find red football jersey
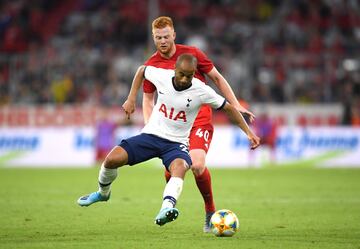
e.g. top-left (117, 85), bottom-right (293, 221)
top-left (143, 44), bottom-right (214, 126)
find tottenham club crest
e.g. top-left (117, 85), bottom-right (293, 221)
top-left (186, 98), bottom-right (192, 107)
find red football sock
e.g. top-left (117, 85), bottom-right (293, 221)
top-left (195, 167), bottom-right (216, 213)
top-left (164, 170), bottom-right (171, 183)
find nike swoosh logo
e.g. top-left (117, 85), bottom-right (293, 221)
top-left (159, 91), bottom-right (164, 94)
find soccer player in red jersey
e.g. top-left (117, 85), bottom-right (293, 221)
top-left (141, 16), bottom-right (255, 232)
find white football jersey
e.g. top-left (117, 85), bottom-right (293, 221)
top-left (142, 66), bottom-right (226, 145)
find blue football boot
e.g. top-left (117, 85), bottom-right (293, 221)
top-left (154, 207), bottom-right (179, 226)
top-left (77, 191), bottom-right (110, 207)
top-left (203, 211), bottom-right (214, 233)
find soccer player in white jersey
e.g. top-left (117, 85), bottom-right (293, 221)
top-left (77, 54), bottom-right (260, 226)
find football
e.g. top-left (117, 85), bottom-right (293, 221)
top-left (210, 209), bottom-right (239, 237)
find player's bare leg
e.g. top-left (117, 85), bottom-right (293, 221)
top-left (190, 149), bottom-right (215, 233)
top-left (77, 146), bottom-right (128, 206)
top-left (155, 158), bottom-right (188, 226)
top-left (163, 149), bottom-right (215, 231)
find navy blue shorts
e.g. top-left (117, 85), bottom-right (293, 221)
top-left (118, 133), bottom-right (192, 171)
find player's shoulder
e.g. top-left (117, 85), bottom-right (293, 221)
top-left (145, 65), bottom-right (173, 76)
top-left (144, 51), bottom-right (161, 65)
top-left (146, 65), bottom-right (171, 72)
top-left (176, 44), bottom-right (200, 54)
top-left (176, 44), bottom-right (211, 65)
top-left (191, 77), bottom-right (208, 90)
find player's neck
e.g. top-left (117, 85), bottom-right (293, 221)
top-left (172, 77), bottom-right (192, 91)
top-left (159, 44), bottom-right (176, 59)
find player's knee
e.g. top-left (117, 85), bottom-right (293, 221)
top-left (169, 159), bottom-right (189, 178)
top-left (191, 160), bottom-right (206, 176)
top-left (104, 153), bottom-right (126, 169)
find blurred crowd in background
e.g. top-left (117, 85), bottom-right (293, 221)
top-left (0, 0), bottom-right (359, 115)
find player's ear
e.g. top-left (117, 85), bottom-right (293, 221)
top-left (173, 31), bottom-right (176, 40)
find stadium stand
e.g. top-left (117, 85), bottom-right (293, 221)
top-left (0, 0), bottom-right (359, 124)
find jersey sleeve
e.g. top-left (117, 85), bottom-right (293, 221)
top-left (195, 47), bottom-right (214, 74)
top-left (143, 66), bottom-right (160, 90)
top-left (143, 63), bottom-right (156, 93)
top-left (143, 79), bottom-right (156, 93)
top-left (142, 54), bottom-right (158, 93)
top-left (199, 83), bottom-right (226, 110)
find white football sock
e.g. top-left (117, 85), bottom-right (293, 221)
top-left (161, 177), bottom-right (183, 210)
top-left (98, 163), bottom-right (118, 196)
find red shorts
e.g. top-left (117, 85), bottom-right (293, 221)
top-left (188, 124), bottom-right (214, 153)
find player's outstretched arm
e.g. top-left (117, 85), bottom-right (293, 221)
top-left (222, 102), bottom-right (260, 150)
top-left (207, 67), bottom-right (255, 123)
top-left (122, 65), bottom-right (146, 119)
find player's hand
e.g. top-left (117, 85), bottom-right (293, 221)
top-left (248, 133), bottom-right (260, 150)
top-left (122, 99), bottom-right (136, 119)
top-left (241, 110), bottom-right (255, 123)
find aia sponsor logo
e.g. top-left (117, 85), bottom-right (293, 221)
top-left (159, 103), bottom-right (187, 122)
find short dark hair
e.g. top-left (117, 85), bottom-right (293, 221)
top-left (176, 53), bottom-right (198, 68)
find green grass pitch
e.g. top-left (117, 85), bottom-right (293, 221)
top-left (0, 163), bottom-right (359, 249)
